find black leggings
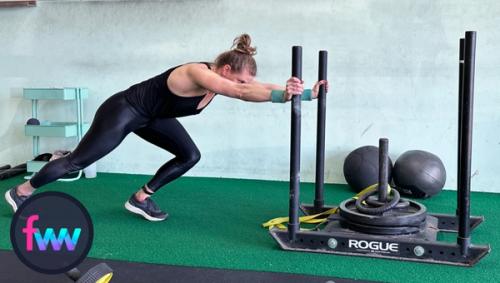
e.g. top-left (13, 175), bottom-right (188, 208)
top-left (29, 92), bottom-right (201, 192)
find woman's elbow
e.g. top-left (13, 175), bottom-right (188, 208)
top-left (233, 84), bottom-right (250, 101)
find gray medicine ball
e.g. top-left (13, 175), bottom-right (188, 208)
top-left (343, 146), bottom-right (393, 193)
top-left (393, 150), bottom-right (446, 198)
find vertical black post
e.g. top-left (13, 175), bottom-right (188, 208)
top-left (457, 38), bottom-right (465, 217)
top-left (314, 50), bottom-right (328, 211)
top-left (289, 46), bottom-right (302, 242)
top-left (378, 138), bottom-right (389, 202)
top-left (457, 31), bottom-right (476, 256)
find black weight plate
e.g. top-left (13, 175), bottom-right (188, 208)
top-left (338, 198), bottom-right (427, 227)
top-left (339, 218), bottom-right (425, 235)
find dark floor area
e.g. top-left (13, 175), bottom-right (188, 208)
top-left (0, 250), bottom-right (377, 283)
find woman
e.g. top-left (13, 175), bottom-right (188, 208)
top-left (5, 34), bottom-right (328, 221)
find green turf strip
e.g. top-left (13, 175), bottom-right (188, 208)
top-left (1, 173), bottom-right (498, 283)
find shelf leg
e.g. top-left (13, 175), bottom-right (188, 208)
top-left (76, 89), bottom-right (82, 141)
top-left (32, 99), bottom-right (39, 157)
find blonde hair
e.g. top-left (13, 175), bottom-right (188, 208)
top-left (214, 34), bottom-right (257, 76)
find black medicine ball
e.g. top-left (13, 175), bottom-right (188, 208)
top-left (26, 118), bottom-right (40, 125)
top-left (393, 150), bottom-right (446, 198)
top-left (343, 146), bottom-right (393, 193)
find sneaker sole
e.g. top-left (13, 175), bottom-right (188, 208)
top-left (4, 190), bottom-right (18, 213)
top-left (124, 201), bottom-right (166, 222)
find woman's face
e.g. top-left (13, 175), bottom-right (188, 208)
top-left (220, 64), bottom-right (254, 84)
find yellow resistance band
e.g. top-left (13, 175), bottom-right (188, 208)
top-left (262, 183), bottom-right (391, 231)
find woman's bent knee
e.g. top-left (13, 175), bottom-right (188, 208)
top-left (183, 149), bottom-right (201, 168)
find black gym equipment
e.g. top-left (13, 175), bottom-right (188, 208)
top-left (393, 150), bottom-right (446, 198)
top-left (338, 139), bottom-right (431, 236)
top-left (0, 164), bottom-right (11, 170)
top-left (0, 163), bottom-right (27, 180)
top-left (66, 264), bottom-right (113, 283)
top-left (270, 31), bottom-right (490, 266)
top-left (343, 146), bottom-right (394, 193)
top-left (33, 153), bottom-right (53, 162)
top-left (26, 118), bottom-right (40, 125)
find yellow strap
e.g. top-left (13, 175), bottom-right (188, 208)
top-left (96, 273), bottom-right (113, 283)
top-left (262, 207), bottom-right (338, 230)
top-left (262, 183), bottom-right (391, 230)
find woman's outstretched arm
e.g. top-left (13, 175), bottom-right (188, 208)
top-left (187, 66), bottom-right (304, 102)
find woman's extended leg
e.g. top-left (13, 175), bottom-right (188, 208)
top-left (124, 118), bottom-right (200, 221)
top-left (5, 92), bottom-right (149, 212)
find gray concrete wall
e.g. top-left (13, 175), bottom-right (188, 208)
top-left (1, 0), bottom-right (499, 192)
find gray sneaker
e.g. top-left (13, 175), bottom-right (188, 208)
top-left (124, 194), bottom-right (168, 221)
top-left (4, 186), bottom-right (30, 213)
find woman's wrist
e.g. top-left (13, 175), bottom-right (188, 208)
top-left (271, 90), bottom-right (286, 103)
top-left (302, 89), bottom-right (313, 101)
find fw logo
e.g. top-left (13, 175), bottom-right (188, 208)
top-left (22, 214), bottom-right (82, 252)
top-left (11, 192), bottom-right (93, 274)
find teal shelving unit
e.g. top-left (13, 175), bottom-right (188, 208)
top-left (23, 88), bottom-right (89, 180)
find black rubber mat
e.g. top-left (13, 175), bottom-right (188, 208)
top-left (0, 250), bottom-right (379, 283)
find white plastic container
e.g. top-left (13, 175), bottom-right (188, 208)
top-left (83, 162), bottom-right (97, 178)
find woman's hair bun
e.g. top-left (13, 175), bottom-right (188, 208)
top-left (232, 34), bottom-right (257, 56)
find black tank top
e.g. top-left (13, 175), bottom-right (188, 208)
top-left (123, 62), bottom-right (214, 118)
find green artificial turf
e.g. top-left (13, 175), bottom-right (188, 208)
top-left (1, 173), bottom-right (498, 283)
